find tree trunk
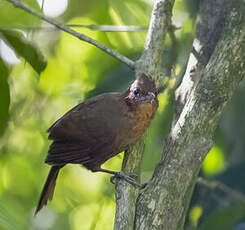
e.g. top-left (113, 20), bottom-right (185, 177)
top-left (114, 0), bottom-right (245, 229)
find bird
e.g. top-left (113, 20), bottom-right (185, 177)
top-left (35, 73), bottom-right (158, 215)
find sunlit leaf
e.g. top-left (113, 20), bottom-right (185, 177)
top-left (0, 29), bottom-right (47, 74)
top-left (190, 205), bottom-right (203, 227)
top-left (107, 0), bottom-right (150, 52)
top-left (0, 0), bottom-right (40, 27)
top-left (202, 145), bottom-right (225, 176)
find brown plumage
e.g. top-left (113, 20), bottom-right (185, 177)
top-left (35, 74), bottom-right (158, 215)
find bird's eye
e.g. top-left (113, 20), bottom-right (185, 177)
top-left (133, 88), bottom-right (140, 96)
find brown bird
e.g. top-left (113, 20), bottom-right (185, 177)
top-left (35, 74), bottom-right (158, 214)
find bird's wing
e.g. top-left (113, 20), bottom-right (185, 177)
top-left (48, 93), bottom-right (122, 140)
top-left (45, 93), bottom-right (125, 166)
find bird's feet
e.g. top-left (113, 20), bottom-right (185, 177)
top-left (96, 168), bottom-right (146, 188)
top-left (110, 171), bottom-right (145, 188)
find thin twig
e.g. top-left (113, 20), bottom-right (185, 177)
top-left (67, 24), bottom-right (148, 32)
top-left (197, 177), bottom-right (245, 203)
top-left (210, 192), bottom-right (230, 207)
top-left (1, 24), bottom-right (148, 32)
top-left (5, 0), bottom-right (135, 70)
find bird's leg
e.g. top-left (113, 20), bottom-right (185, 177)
top-left (97, 168), bottom-right (143, 188)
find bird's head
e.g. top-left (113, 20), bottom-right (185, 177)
top-left (125, 74), bottom-right (158, 106)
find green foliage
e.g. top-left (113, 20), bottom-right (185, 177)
top-left (0, 200), bottom-right (19, 230)
top-left (0, 57), bottom-right (10, 136)
top-left (0, 29), bottom-right (47, 74)
top-left (0, 0), bottom-right (40, 27)
top-left (0, 0), bottom-right (244, 230)
top-left (198, 204), bottom-right (245, 230)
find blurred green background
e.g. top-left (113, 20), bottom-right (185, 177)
top-left (0, 0), bottom-right (244, 229)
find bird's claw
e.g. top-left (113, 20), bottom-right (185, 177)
top-left (110, 171), bottom-right (145, 189)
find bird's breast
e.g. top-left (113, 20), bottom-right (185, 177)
top-left (118, 102), bottom-right (158, 148)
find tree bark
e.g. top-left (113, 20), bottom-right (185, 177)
top-left (113, 1), bottom-right (175, 229)
top-left (134, 1), bottom-right (245, 229)
top-left (115, 0), bottom-right (245, 229)
top-left (174, 0), bottom-right (232, 124)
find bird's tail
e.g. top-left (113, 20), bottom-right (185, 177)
top-left (35, 165), bottom-right (63, 215)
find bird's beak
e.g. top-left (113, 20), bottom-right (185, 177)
top-left (146, 92), bottom-right (155, 102)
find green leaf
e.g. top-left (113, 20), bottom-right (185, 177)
top-left (0, 0), bottom-right (40, 27)
top-left (0, 57), bottom-right (10, 136)
top-left (0, 29), bottom-right (47, 74)
top-left (85, 66), bottom-right (134, 99)
top-left (0, 199), bottom-right (25, 230)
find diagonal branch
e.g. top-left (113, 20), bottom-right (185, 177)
top-left (197, 177), bottom-right (245, 203)
top-left (174, 0), bottom-right (232, 125)
top-left (5, 0), bottom-right (135, 69)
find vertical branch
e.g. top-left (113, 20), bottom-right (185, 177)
top-left (114, 1), bottom-right (175, 230)
top-left (113, 138), bottom-right (145, 230)
top-left (174, 0), bottom-right (232, 125)
top-left (137, 0), bottom-right (175, 80)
